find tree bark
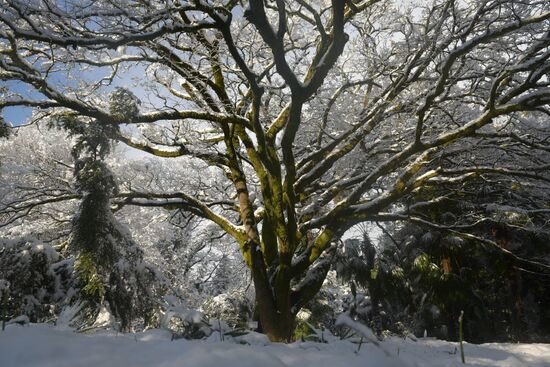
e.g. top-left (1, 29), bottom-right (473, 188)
top-left (249, 239), bottom-right (296, 342)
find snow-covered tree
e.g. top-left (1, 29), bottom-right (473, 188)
top-left (60, 114), bottom-right (165, 331)
top-left (1, 0), bottom-right (550, 341)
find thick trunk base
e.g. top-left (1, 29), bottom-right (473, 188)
top-left (255, 304), bottom-right (295, 342)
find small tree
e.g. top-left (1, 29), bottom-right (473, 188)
top-left (60, 115), bottom-right (164, 331)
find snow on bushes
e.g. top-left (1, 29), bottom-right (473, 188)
top-left (0, 237), bottom-right (73, 323)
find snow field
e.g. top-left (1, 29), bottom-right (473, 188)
top-left (1, 324), bottom-right (549, 367)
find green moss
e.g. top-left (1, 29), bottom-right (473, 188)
top-left (309, 228), bottom-right (333, 263)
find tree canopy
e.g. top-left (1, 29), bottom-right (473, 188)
top-left (1, 0), bottom-right (549, 341)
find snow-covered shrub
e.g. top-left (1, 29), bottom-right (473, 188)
top-left (0, 237), bottom-right (74, 323)
top-left (335, 313), bottom-right (383, 346)
top-left (201, 289), bottom-right (253, 329)
top-left (161, 296), bottom-right (212, 339)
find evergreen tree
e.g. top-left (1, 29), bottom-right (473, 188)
top-left (57, 108), bottom-right (164, 331)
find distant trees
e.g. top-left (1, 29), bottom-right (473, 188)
top-left (1, 0), bottom-right (549, 341)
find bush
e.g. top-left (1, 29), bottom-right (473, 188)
top-left (201, 289), bottom-right (253, 329)
top-left (0, 237), bottom-right (74, 323)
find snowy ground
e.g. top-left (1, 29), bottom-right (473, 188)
top-left (1, 324), bottom-right (549, 367)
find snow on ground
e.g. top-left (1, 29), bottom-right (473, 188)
top-left (1, 324), bottom-right (549, 367)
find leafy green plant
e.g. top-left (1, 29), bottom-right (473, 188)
top-left (75, 253), bottom-right (105, 300)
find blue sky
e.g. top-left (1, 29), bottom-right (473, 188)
top-left (3, 80), bottom-right (37, 126)
top-left (3, 107), bottom-right (32, 126)
top-left (2, 59), bottom-right (147, 127)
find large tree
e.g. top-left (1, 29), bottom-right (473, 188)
top-left (1, 0), bottom-right (550, 341)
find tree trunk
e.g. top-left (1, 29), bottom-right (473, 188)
top-left (249, 238), bottom-right (296, 342)
top-left (257, 301), bottom-right (295, 342)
